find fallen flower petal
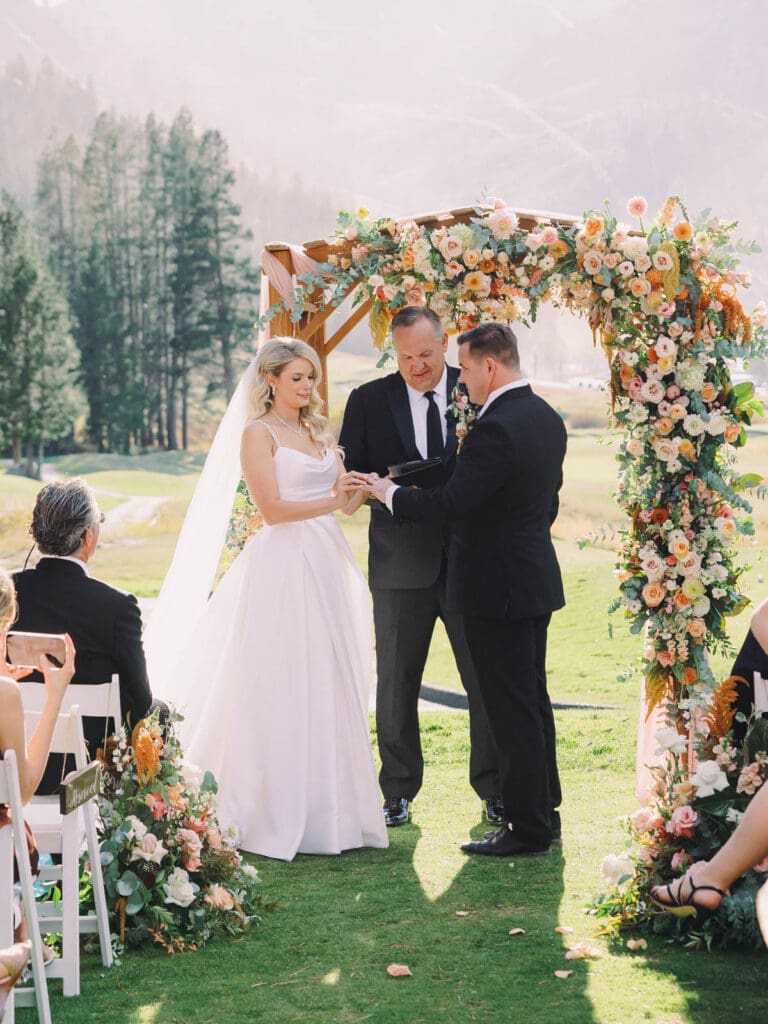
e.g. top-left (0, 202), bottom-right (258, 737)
top-left (455, 911), bottom-right (470, 917)
top-left (554, 970), bottom-right (573, 979)
top-left (508, 928), bottom-right (526, 936)
top-left (386, 964), bottom-right (413, 978)
top-left (626, 938), bottom-right (648, 951)
top-left (565, 943), bottom-right (603, 960)
top-left (554, 925), bottom-right (574, 935)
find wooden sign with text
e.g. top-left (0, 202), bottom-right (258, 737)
top-left (58, 761), bottom-right (102, 815)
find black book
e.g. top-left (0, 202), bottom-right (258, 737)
top-left (388, 457), bottom-right (444, 488)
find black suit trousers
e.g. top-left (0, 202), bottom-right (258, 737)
top-left (373, 555), bottom-right (500, 801)
top-left (463, 613), bottom-right (561, 848)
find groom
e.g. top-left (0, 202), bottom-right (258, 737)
top-left (366, 322), bottom-right (566, 856)
top-left (339, 306), bottom-right (500, 827)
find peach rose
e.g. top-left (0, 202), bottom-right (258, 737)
top-left (688, 618), bottom-right (707, 639)
top-left (642, 582), bottom-right (665, 607)
top-left (657, 650), bottom-right (674, 667)
top-left (655, 417), bottom-right (674, 435)
top-left (724, 422), bottom-right (741, 443)
top-left (629, 277), bottom-right (652, 297)
top-left (701, 382), bottom-right (717, 402)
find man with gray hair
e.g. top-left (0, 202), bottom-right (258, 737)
top-left (13, 478), bottom-right (153, 793)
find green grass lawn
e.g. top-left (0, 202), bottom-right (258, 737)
top-left (44, 712), bottom-right (765, 1024)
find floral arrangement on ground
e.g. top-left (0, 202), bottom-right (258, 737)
top-left (96, 710), bottom-right (269, 952)
top-left (595, 699), bottom-right (768, 950)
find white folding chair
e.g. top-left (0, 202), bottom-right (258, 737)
top-left (0, 749), bottom-right (52, 1024)
top-left (20, 678), bottom-right (118, 972)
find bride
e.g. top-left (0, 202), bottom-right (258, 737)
top-left (145, 338), bottom-right (388, 860)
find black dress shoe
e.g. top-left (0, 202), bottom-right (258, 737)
top-left (383, 798), bottom-right (411, 827)
top-left (462, 826), bottom-right (550, 858)
top-left (483, 797), bottom-right (505, 825)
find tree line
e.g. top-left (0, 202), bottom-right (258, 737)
top-left (1, 107), bottom-right (261, 466)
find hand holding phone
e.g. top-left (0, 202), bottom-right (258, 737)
top-left (6, 631), bottom-right (67, 669)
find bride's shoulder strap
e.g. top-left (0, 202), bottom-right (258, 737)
top-left (251, 418), bottom-right (281, 449)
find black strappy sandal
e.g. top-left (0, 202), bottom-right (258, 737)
top-left (651, 869), bottom-right (727, 922)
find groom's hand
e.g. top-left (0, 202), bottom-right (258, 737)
top-left (366, 474), bottom-right (393, 504)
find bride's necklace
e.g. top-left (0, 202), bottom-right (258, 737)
top-left (271, 410), bottom-right (304, 438)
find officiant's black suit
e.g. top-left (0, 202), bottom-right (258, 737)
top-left (392, 384), bottom-right (566, 848)
top-left (13, 557), bottom-right (153, 794)
top-left (339, 366), bottom-right (499, 803)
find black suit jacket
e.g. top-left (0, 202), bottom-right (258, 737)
top-left (12, 558), bottom-right (153, 791)
top-left (339, 367), bottom-right (459, 590)
top-left (392, 385), bottom-right (567, 619)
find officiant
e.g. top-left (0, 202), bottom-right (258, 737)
top-left (339, 306), bottom-right (500, 827)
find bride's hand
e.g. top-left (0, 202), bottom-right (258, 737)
top-left (335, 472), bottom-right (370, 494)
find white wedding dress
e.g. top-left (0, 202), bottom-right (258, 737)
top-left (173, 436), bottom-right (388, 860)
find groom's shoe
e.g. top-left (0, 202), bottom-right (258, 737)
top-left (483, 797), bottom-right (505, 825)
top-left (462, 826), bottom-right (550, 858)
top-left (383, 798), bottom-right (411, 827)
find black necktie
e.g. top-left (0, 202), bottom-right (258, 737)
top-left (425, 390), bottom-right (444, 459)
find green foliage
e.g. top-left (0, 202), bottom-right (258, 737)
top-left (0, 191), bottom-right (81, 469)
top-left (34, 108), bottom-right (261, 452)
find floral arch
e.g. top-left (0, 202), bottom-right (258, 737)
top-left (259, 197), bottom-right (768, 944)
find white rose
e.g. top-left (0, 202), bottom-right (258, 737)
top-left (640, 379), bottom-right (665, 403)
top-left (163, 867), bottom-right (199, 908)
top-left (179, 761), bottom-right (204, 795)
top-left (655, 335), bottom-right (678, 358)
top-left (241, 863), bottom-right (260, 881)
top-left (600, 853), bottom-right (635, 885)
top-left (620, 350), bottom-right (639, 367)
top-left (706, 412), bottom-right (727, 436)
top-left (655, 727), bottom-right (688, 756)
top-left (634, 254), bottom-right (652, 273)
top-left (125, 815), bottom-right (148, 843)
top-left (692, 596), bottom-right (711, 616)
top-left (622, 235), bottom-right (649, 260)
top-left (583, 250), bottom-right (603, 275)
top-left (652, 437), bottom-right (680, 462)
top-left (652, 251), bottom-right (675, 271)
top-left (640, 555), bottom-right (666, 580)
top-left (626, 438), bottom-right (644, 457)
top-left (690, 760), bottom-right (729, 797)
top-left (130, 833), bottom-right (168, 865)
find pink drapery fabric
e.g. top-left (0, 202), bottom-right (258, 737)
top-left (260, 245), bottom-right (322, 307)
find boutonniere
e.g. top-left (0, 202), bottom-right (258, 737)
top-left (448, 383), bottom-right (479, 454)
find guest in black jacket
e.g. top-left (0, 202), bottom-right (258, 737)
top-left (12, 478), bottom-right (153, 793)
top-left (366, 321), bottom-right (566, 856)
top-left (729, 597), bottom-right (768, 745)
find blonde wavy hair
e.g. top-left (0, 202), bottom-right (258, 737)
top-left (0, 568), bottom-right (17, 633)
top-left (248, 338), bottom-right (336, 450)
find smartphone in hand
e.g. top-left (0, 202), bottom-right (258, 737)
top-left (5, 631), bottom-right (67, 669)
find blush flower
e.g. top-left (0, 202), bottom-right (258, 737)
top-left (627, 196), bottom-right (648, 218)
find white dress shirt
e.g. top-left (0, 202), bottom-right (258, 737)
top-left (477, 378), bottom-right (529, 418)
top-left (405, 365), bottom-right (449, 458)
top-left (384, 376), bottom-right (529, 513)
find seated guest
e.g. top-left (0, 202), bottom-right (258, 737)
top-left (12, 479), bottom-right (154, 793)
top-left (651, 781), bottom-right (768, 946)
top-left (729, 597), bottom-right (768, 746)
top-left (0, 567), bottom-right (76, 1002)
